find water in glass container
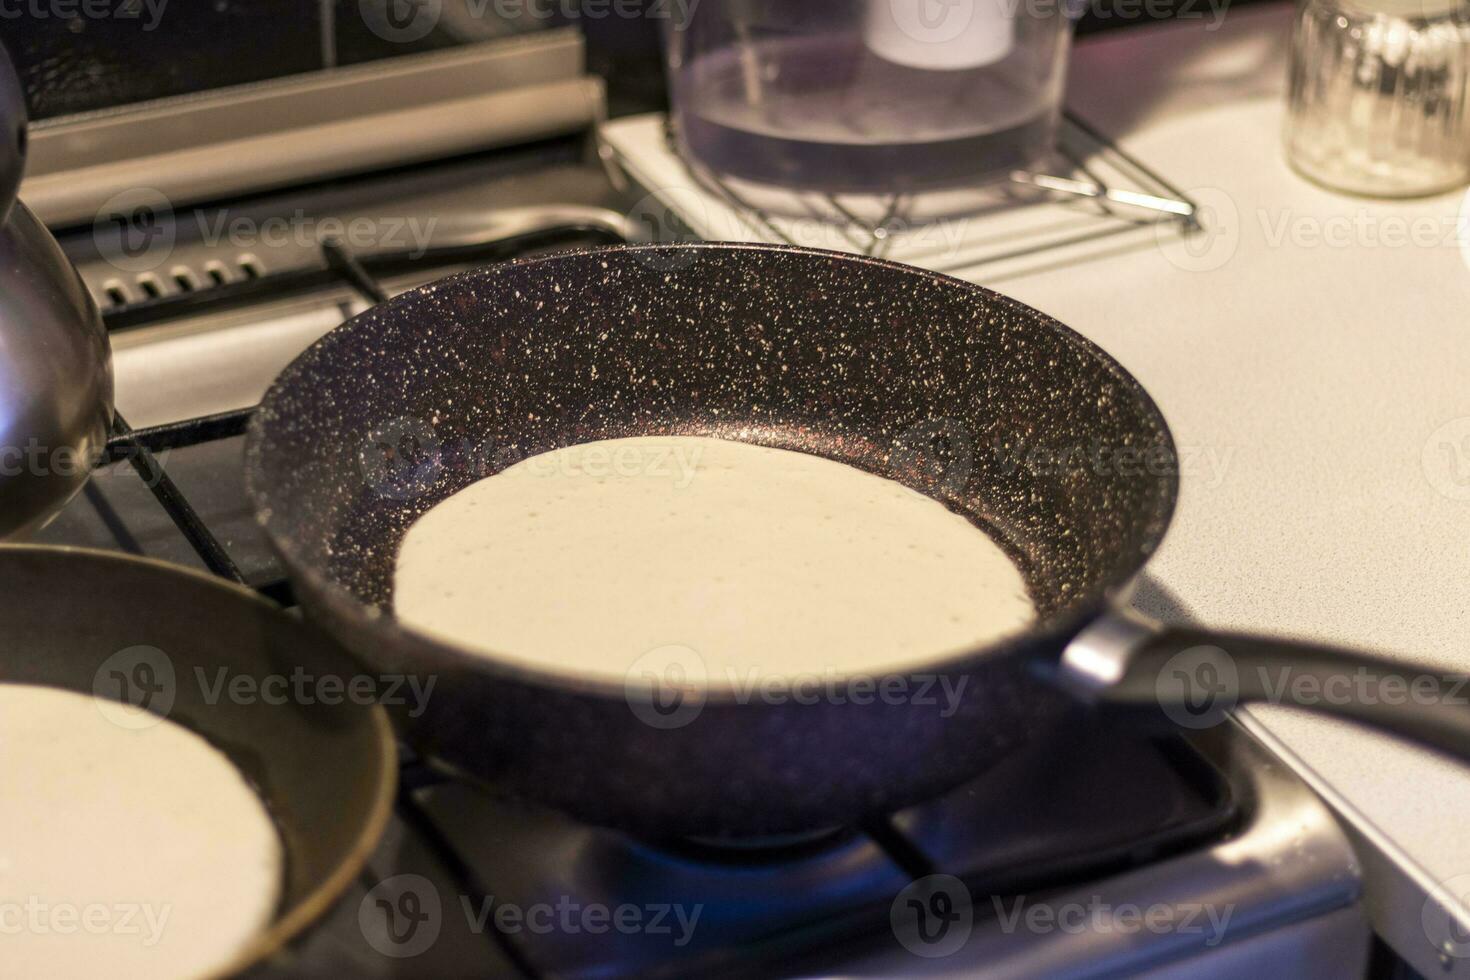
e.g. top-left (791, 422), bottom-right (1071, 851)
top-left (666, 0), bottom-right (1077, 206)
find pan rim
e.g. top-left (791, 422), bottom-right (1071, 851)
top-left (244, 242), bottom-right (1179, 700)
top-left (0, 542), bottom-right (399, 979)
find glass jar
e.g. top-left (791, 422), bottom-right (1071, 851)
top-left (664, 0), bottom-right (1080, 206)
top-left (1286, 0), bottom-right (1470, 197)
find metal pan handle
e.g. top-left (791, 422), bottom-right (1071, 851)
top-left (1057, 609), bottom-right (1470, 762)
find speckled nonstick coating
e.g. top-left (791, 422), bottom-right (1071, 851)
top-left (244, 243), bottom-right (1177, 839)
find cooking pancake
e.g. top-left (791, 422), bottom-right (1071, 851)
top-left (393, 436), bottom-right (1034, 684)
top-left (0, 684), bottom-right (282, 980)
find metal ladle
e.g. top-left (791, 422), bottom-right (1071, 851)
top-left (0, 42), bottom-right (114, 538)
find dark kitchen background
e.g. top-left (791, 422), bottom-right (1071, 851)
top-left (10, 0), bottom-right (1280, 122)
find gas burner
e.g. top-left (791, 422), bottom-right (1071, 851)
top-left (658, 828), bottom-right (857, 862)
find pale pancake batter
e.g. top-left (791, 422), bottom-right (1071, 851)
top-left (394, 436), bottom-right (1034, 683)
top-left (0, 685), bottom-right (282, 980)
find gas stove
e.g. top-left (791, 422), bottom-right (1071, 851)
top-left (23, 33), bottom-right (1370, 980)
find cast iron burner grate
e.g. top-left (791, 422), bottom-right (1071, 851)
top-left (71, 229), bottom-right (1237, 978)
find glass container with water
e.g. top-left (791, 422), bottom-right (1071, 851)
top-left (665, 0), bottom-right (1080, 213)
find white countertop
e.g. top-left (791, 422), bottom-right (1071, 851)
top-left (1035, 7), bottom-right (1470, 972)
top-left (605, 5), bottom-right (1470, 970)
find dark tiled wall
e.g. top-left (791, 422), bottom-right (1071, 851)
top-left (4, 0), bottom-right (553, 121)
top-left (7, 0), bottom-right (325, 120)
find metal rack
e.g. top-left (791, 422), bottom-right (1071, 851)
top-left (599, 110), bottom-right (1203, 280)
top-left (675, 111), bottom-right (1199, 256)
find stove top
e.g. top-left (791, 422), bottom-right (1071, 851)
top-left (26, 118), bottom-right (1370, 979)
top-left (257, 712), bottom-right (1236, 979)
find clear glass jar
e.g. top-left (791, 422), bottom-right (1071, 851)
top-left (664, 0), bottom-right (1079, 204)
top-left (1286, 0), bottom-right (1470, 197)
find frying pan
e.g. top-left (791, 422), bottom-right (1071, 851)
top-left (244, 243), bottom-right (1470, 840)
top-left (0, 545), bottom-right (396, 975)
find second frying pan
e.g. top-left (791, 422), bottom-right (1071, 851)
top-left (0, 546), bottom-right (396, 975)
top-left (244, 244), bottom-right (1470, 839)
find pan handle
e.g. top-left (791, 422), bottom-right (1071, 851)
top-left (1056, 609), bottom-right (1470, 762)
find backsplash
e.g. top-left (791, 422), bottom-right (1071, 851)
top-left (9, 0), bottom-right (323, 120)
top-left (6, 0), bottom-right (551, 121)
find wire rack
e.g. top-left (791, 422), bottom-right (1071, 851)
top-left (598, 111), bottom-right (1201, 281)
top-left (686, 112), bottom-right (1198, 255)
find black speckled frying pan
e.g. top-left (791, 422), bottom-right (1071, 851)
top-left (244, 243), bottom-right (1470, 840)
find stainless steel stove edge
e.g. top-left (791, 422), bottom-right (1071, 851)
top-left (22, 32), bottom-right (602, 229)
top-left (77, 202), bottom-right (640, 310)
top-left (1236, 707), bottom-right (1467, 980)
top-left (819, 721), bottom-right (1366, 979)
